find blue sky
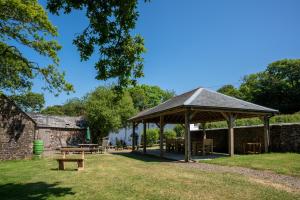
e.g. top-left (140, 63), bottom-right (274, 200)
top-left (31, 0), bottom-right (300, 106)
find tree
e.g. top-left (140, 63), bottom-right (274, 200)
top-left (163, 129), bottom-right (176, 139)
top-left (61, 98), bottom-right (85, 116)
top-left (239, 59), bottom-right (300, 113)
top-left (10, 92), bottom-right (45, 112)
top-left (128, 84), bottom-right (175, 111)
top-left (173, 124), bottom-right (184, 138)
top-left (85, 86), bottom-right (136, 141)
top-left (41, 105), bottom-right (65, 115)
top-left (46, 0), bottom-right (147, 92)
top-left (141, 128), bottom-right (159, 146)
top-left (0, 0), bottom-right (73, 95)
top-left (217, 84), bottom-right (243, 99)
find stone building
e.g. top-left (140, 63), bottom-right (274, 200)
top-left (27, 113), bottom-right (86, 152)
top-left (0, 94), bottom-right (36, 160)
top-left (0, 94), bottom-right (86, 160)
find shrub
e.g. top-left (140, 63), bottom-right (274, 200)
top-left (173, 124), bottom-right (184, 137)
top-left (141, 128), bottom-right (159, 146)
top-left (163, 129), bottom-right (176, 139)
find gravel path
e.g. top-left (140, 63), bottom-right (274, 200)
top-left (172, 161), bottom-right (300, 193)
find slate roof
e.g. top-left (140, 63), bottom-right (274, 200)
top-left (27, 113), bottom-right (86, 129)
top-left (130, 87), bottom-right (279, 121)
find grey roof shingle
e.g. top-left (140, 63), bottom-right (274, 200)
top-left (130, 87), bottom-right (279, 121)
top-left (27, 113), bottom-right (86, 129)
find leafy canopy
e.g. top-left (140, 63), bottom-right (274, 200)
top-left (128, 84), bottom-right (175, 111)
top-left (47, 0), bottom-right (147, 91)
top-left (85, 86), bottom-right (136, 140)
top-left (0, 0), bottom-right (73, 94)
top-left (218, 59), bottom-right (300, 113)
top-left (10, 92), bottom-right (45, 112)
top-left (41, 97), bottom-right (85, 116)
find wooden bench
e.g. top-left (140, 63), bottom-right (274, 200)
top-left (57, 148), bottom-right (86, 170)
top-left (56, 158), bottom-right (84, 171)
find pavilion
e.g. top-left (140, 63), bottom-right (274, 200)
top-left (129, 87), bottom-right (279, 162)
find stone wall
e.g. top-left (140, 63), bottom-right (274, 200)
top-left (0, 95), bottom-right (36, 160)
top-left (36, 128), bottom-right (86, 152)
top-left (191, 123), bottom-right (300, 154)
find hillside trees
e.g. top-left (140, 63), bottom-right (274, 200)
top-left (218, 59), bottom-right (300, 113)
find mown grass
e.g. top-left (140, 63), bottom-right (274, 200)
top-left (0, 153), bottom-right (299, 200)
top-left (201, 153), bottom-right (300, 177)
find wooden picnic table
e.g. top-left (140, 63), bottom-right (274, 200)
top-left (78, 144), bottom-right (99, 148)
top-left (243, 142), bottom-right (262, 154)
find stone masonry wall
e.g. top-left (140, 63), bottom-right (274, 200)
top-left (36, 128), bottom-right (86, 152)
top-left (191, 123), bottom-right (300, 154)
top-left (0, 95), bottom-right (35, 160)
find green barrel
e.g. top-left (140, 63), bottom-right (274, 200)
top-left (33, 140), bottom-right (44, 155)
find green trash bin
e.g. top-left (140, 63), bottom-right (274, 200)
top-left (33, 140), bottom-right (44, 155)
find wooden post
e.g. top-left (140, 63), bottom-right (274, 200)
top-left (201, 122), bottom-right (206, 156)
top-left (227, 114), bottom-right (236, 156)
top-left (159, 116), bottom-right (164, 157)
top-left (132, 122), bottom-right (136, 151)
top-left (184, 111), bottom-right (191, 162)
top-left (143, 121), bottom-right (147, 154)
top-left (263, 115), bottom-right (270, 153)
top-left (221, 112), bottom-right (236, 156)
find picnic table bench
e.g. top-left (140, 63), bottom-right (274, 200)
top-left (57, 148), bottom-right (87, 171)
top-left (57, 158), bottom-right (84, 171)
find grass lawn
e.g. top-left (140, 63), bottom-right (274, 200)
top-left (201, 153), bottom-right (300, 177)
top-left (0, 153), bottom-right (299, 200)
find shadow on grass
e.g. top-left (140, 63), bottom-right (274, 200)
top-left (112, 151), bottom-right (174, 163)
top-left (0, 182), bottom-right (74, 200)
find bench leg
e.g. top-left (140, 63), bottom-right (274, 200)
top-left (58, 160), bottom-right (65, 170)
top-left (78, 160), bottom-right (84, 171)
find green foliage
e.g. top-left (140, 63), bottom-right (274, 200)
top-left (143, 128), bottom-right (159, 146)
top-left (219, 59), bottom-right (300, 113)
top-left (0, 0), bottom-right (73, 94)
top-left (85, 86), bottom-right (136, 140)
top-left (173, 124), bottom-right (184, 138)
top-left (217, 84), bottom-right (243, 99)
top-left (10, 92), bottom-right (45, 112)
top-left (128, 84), bottom-right (175, 111)
top-left (205, 113), bottom-right (300, 129)
top-left (163, 129), bottom-right (176, 139)
top-left (41, 98), bottom-right (85, 116)
top-left (47, 0), bottom-right (147, 92)
top-left (41, 105), bottom-right (65, 115)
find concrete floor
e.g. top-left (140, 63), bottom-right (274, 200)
top-left (137, 148), bottom-right (228, 162)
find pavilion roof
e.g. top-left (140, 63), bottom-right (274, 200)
top-left (129, 87), bottom-right (278, 123)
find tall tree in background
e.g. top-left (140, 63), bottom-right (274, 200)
top-left (128, 84), bottom-right (175, 111)
top-left (0, 0), bottom-right (73, 95)
top-left (47, 0), bottom-right (147, 91)
top-left (220, 59), bottom-right (300, 114)
top-left (217, 84), bottom-right (243, 99)
top-left (85, 86), bottom-right (136, 140)
top-left (41, 97), bottom-right (85, 116)
top-left (10, 92), bottom-right (45, 112)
